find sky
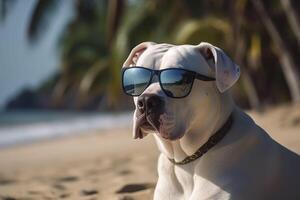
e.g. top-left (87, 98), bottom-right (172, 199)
top-left (0, 0), bottom-right (74, 109)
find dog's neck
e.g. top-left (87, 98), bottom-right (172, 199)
top-left (153, 92), bottom-right (234, 163)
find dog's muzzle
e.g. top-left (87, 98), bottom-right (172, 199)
top-left (134, 94), bottom-right (165, 138)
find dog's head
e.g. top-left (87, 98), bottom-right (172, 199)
top-left (122, 42), bottom-right (240, 141)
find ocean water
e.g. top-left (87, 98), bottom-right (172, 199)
top-left (0, 111), bottom-right (132, 148)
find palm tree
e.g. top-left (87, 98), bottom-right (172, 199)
top-left (2, 0), bottom-right (299, 109)
top-left (230, 0), bottom-right (261, 110)
top-left (24, 0), bottom-right (127, 109)
top-left (280, 0), bottom-right (300, 47)
top-left (251, 0), bottom-right (300, 103)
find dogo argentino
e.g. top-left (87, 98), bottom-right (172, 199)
top-left (121, 42), bottom-right (300, 200)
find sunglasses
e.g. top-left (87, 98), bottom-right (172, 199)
top-left (122, 67), bottom-right (215, 98)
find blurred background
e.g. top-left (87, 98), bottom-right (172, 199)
top-left (0, 0), bottom-right (300, 147)
top-left (0, 1), bottom-right (300, 199)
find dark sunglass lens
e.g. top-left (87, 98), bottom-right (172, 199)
top-left (160, 69), bottom-right (194, 98)
top-left (122, 68), bottom-right (152, 96)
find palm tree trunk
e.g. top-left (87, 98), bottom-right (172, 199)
top-left (235, 36), bottom-right (261, 110)
top-left (106, 0), bottom-right (125, 47)
top-left (251, 0), bottom-right (300, 103)
top-left (242, 68), bottom-right (261, 110)
top-left (232, 1), bottom-right (261, 110)
top-left (280, 0), bottom-right (300, 47)
top-left (51, 77), bottom-right (68, 107)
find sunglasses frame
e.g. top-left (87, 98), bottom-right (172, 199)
top-left (121, 66), bottom-right (215, 98)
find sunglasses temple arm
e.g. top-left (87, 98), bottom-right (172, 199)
top-left (195, 74), bottom-right (216, 81)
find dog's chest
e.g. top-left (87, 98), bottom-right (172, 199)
top-left (174, 166), bottom-right (230, 200)
top-left (174, 165), bottom-right (194, 197)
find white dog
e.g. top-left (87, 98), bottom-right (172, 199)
top-left (122, 42), bottom-right (300, 200)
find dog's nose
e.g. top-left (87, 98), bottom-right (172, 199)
top-left (137, 94), bottom-right (164, 114)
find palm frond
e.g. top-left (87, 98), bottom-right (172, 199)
top-left (27, 0), bottom-right (59, 43)
top-left (0, 0), bottom-right (17, 21)
top-left (174, 17), bottom-right (233, 48)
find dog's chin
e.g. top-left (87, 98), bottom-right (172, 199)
top-left (158, 124), bottom-right (185, 141)
top-left (156, 113), bottom-right (184, 140)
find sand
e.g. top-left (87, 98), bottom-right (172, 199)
top-left (0, 104), bottom-right (299, 200)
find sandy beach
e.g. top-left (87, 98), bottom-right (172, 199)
top-left (0, 105), bottom-right (300, 200)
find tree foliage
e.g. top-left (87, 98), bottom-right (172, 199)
top-left (2, 0), bottom-right (300, 110)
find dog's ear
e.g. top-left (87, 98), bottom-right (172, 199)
top-left (196, 42), bottom-right (240, 93)
top-left (123, 42), bottom-right (156, 67)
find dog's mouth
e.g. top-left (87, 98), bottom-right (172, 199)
top-left (134, 113), bottom-right (157, 139)
top-left (134, 112), bottom-right (178, 140)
